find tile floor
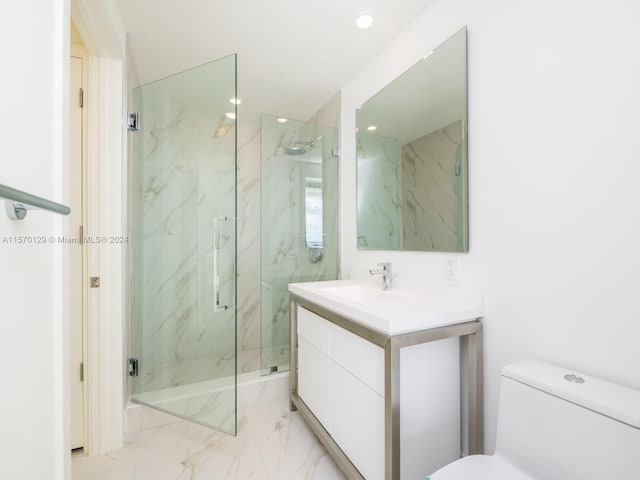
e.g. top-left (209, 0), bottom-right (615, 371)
top-left (72, 396), bottom-right (346, 480)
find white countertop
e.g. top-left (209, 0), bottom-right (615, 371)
top-left (289, 279), bottom-right (483, 336)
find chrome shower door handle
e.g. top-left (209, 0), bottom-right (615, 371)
top-left (213, 216), bottom-right (229, 312)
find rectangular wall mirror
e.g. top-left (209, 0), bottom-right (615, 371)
top-left (356, 27), bottom-right (468, 252)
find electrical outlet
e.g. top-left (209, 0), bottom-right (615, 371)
top-left (444, 256), bottom-right (458, 281)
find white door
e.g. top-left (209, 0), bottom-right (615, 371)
top-left (69, 54), bottom-right (85, 450)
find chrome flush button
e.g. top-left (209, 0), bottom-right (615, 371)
top-left (564, 374), bottom-right (585, 384)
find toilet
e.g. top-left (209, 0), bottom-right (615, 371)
top-left (429, 359), bottom-right (640, 480)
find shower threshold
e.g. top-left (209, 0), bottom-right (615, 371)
top-left (128, 370), bottom-right (289, 434)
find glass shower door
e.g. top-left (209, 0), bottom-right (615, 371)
top-left (129, 55), bottom-right (237, 434)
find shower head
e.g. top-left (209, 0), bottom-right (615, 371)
top-left (283, 146), bottom-right (306, 156)
top-left (283, 140), bottom-right (314, 156)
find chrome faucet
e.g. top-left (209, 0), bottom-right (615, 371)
top-left (369, 262), bottom-right (392, 290)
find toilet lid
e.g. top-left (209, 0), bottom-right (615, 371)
top-left (429, 454), bottom-right (536, 480)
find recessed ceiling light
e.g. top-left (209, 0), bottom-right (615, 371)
top-left (225, 112), bottom-right (236, 120)
top-left (367, 125), bottom-right (377, 131)
top-left (277, 117), bottom-right (288, 123)
top-left (355, 14), bottom-right (373, 30)
top-left (229, 98), bottom-right (242, 105)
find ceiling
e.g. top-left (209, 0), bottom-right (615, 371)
top-left (114, 0), bottom-right (435, 138)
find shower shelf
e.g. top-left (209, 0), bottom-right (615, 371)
top-left (0, 183), bottom-right (71, 220)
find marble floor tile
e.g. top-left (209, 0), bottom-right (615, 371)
top-left (244, 397), bottom-right (346, 480)
top-left (72, 396), bottom-right (346, 480)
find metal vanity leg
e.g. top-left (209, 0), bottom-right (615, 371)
top-left (385, 338), bottom-right (401, 480)
top-left (465, 325), bottom-right (483, 454)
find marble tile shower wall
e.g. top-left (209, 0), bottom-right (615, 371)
top-left (297, 113), bottom-right (340, 288)
top-left (260, 111), bottom-right (340, 372)
top-left (401, 120), bottom-right (462, 251)
top-left (130, 91), bottom-right (343, 387)
top-left (356, 132), bottom-right (402, 250)
top-left (132, 99), bottom-right (237, 393)
top-left (260, 121), bottom-right (304, 371)
top-left (237, 92), bottom-right (342, 375)
top-left (236, 130), bottom-right (262, 373)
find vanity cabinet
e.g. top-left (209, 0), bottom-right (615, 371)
top-left (298, 306), bottom-right (385, 479)
top-left (297, 308), bottom-right (332, 431)
top-left (290, 297), bottom-right (483, 480)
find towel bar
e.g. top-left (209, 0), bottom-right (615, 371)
top-left (0, 184), bottom-right (71, 220)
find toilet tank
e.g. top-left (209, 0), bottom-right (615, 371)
top-left (494, 360), bottom-right (640, 480)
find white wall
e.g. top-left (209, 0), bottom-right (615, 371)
top-left (0, 1), bottom-right (70, 479)
top-left (341, 0), bottom-right (640, 452)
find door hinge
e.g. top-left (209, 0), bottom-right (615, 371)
top-left (128, 112), bottom-right (139, 132)
top-left (128, 358), bottom-right (139, 377)
top-left (79, 225), bottom-right (84, 245)
top-left (80, 362), bottom-right (84, 382)
top-left (90, 277), bottom-right (100, 288)
top-left (79, 88), bottom-right (84, 108)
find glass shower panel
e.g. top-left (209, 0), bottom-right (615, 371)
top-left (129, 55), bottom-right (237, 434)
top-left (260, 114), bottom-right (339, 375)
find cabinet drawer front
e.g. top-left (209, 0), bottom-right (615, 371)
top-left (331, 362), bottom-right (385, 480)
top-left (298, 337), bottom-right (332, 432)
top-left (331, 323), bottom-right (385, 396)
top-left (297, 306), bottom-right (331, 356)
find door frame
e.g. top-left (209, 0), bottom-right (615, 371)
top-left (71, 0), bottom-right (126, 455)
top-left (69, 42), bottom-right (89, 451)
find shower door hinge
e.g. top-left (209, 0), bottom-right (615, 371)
top-left (79, 88), bottom-right (84, 108)
top-left (128, 112), bottom-right (139, 132)
top-left (455, 164), bottom-right (462, 176)
top-left (128, 358), bottom-right (139, 377)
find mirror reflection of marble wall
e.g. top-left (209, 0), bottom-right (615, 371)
top-left (402, 120), bottom-right (465, 251)
top-left (356, 133), bottom-right (401, 250)
top-left (356, 27), bottom-right (468, 252)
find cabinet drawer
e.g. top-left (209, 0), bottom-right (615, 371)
top-left (297, 306), bottom-right (330, 356)
top-left (298, 337), bottom-right (331, 432)
top-left (331, 361), bottom-right (385, 480)
top-left (331, 323), bottom-right (385, 396)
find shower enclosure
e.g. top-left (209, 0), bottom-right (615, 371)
top-left (260, 114), bottom-right (339, 374)
top-left (128, 55), bottom-right (238, 434)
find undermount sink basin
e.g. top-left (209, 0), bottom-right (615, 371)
top-left (289, 280), bottom-right (483, 335)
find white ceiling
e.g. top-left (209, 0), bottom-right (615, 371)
top-left (114, 0), bottom-right (435, 138)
